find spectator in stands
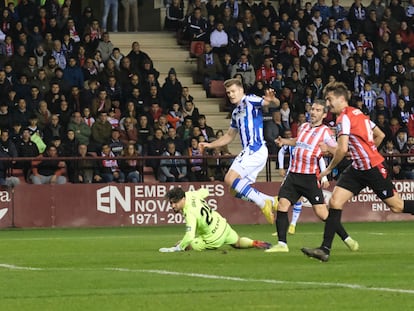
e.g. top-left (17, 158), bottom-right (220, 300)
top-left (147, 127), bottom-right (166, 178)
top-left (366, 0), bottom-right (384, 20)
top-left (57, 100), bottom-right (72, 131)
top-left (91, 89), bottom-right (111, 118)
top-left (166, 126), bottom-right (186, 154)
top-left (127, 41), bottom-right (152, 73)
top-left (394, 129), bottom-right (408, 153)
top-left (120, 117), bottom-right (139, 151)
top-left (230, 53), bottom-right (255, 89)
top-left (187, 136), bottom-right (208, 182)
top-left (264, 110), bottom-right (284, 155)
top-left (197, 114), bottom-right (215, 142)
top-left (154, 114), bottom-right (170, 138)
top-left (178, 86), bottom-right (193, 108)
top-left (63, 57), bottom-right (84, 90)
top-left (94, 143), bottom-right (125, 183)
top-left (120, 143), bottom-right (142, 183)
top-left (103, 127), bottom-right (121, 157)
top-left (44, 82), bottom-right (63, 114)
top-left (379, 82), bottom-right (398, 113)
top-left (61, 129), bottom-right (79, 177)
top-left (13, 98), bottom-right (31, 128)
top-left (71, 144), bottom-right (96, 184)
top-left (165, 0), bottom-right (185, 32)
top-left (33, 100), bottom-right (51, 131)
top-left (197, 43), bottom-right (223, 96)
top-left (148, 101), bottom-right (163, 126)
top-left (67, 112), bottom-right (91, 146)
top-left (0, 102), bottom-right (11, 131)
top-left (30, 144), bottom-right (66, 185)
top-left (32, 69), bottom-right (50, 97)
top-left (176, 116), bottom-right (193, 144)
top-left (182, 100), bottom-right (200, 126)
top-left (16, 128), bottom-right (38, 181)
top-left (256, 56), bottom-right (276, 85)
top-left (159, 141), bottom-right (188, 182)
top-left (43, 57), bottom-right (58, 81)
top-left (90, 111), bottom-right (112, 152)
top-left (51, 68), bottom-right (71, 99)
top-left (210, 21), bottom-right (228, 56)
top-left (82, 57), bottom-right (100, 83)
top-left (137, 115), bottom-right (153, 156)
top-left (167, 102), bottom-right (184, 130)
top-left (43, 114), bottom-right (63, 145)
top-left (161, 68), bottom-right (182, 110)
top-left (185, 7), bottom-right (208, 42)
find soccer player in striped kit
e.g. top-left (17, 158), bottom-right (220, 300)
top-left (302, 82), bottom-right (414, 262)
top-left (266, 99), bottom-right (358, 253)
top-left (199, 78), bottom-right (279, 224)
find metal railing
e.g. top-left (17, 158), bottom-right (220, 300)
top-left (0, 152), bottom-right (412, 184)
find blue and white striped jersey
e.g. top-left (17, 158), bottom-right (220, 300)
top-left (230, 94), bottom-right (265, 151)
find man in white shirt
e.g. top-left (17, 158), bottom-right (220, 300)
top-left (210, 21), bottom-right (228, 57)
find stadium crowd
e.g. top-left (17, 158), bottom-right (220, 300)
top-left (0, 0), bottom-right (414, 185)
top-left (0, 0), bottom-right (236, 185)
top-left (166, 0), bottom-right (414, 181)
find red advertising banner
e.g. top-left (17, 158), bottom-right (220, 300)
top-left (0, 181), bottom-right (412, 228)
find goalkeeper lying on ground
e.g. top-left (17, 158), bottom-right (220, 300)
top-left (159, 187), bottom-right (272, 252)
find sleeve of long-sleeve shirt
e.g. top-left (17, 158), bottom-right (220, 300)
top-left (179, 211), bottom-right (197, 250)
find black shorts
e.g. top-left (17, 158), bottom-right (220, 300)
top-left (278, 172), bottom-right (325, 205)
top-left (336, 162), bottom-right (395, 200)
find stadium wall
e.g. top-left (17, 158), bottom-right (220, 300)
top-left (0, 181), bottom-right (412, 228)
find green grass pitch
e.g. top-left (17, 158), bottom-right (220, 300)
top-left (0, 222), bottom-right (413, 311)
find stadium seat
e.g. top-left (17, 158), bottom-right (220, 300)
top-left (189, 41), bottom-right (205, 58)
top-left (209, 80), bottom-right (226, 98)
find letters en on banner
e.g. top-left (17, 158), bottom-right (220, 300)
top-left (0, 181), bottom-right (412, 228)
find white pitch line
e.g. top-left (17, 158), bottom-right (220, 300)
top-left (2, 264), bottom-right (414, 295)
top-left (106, 268), bottom-right (414, 295)
top-left (0, 264), bottom-right (43, 271)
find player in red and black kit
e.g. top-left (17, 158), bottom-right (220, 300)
top-left (302, 82), bottom-right (414, 262)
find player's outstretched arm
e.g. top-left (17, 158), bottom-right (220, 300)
top-left (199, 127), bottom-right (237, 150)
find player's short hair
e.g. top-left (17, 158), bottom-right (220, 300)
top-left (313, 99), bottom-right (328, 113)
top-left (224, 78), bottom-right (243, 89)
top-left (165, 187), bottom-right (185, 203)
top-left (323, 81), bottom-right (349, 102)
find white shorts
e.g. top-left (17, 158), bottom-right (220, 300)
top-left (229, 144), bottom-right (268, 183)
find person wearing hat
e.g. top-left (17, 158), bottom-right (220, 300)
top-left (79, 7), bottom-right (94, 31)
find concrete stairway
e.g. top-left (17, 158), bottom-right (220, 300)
top-left (109, 31), bottom-right (281, 181)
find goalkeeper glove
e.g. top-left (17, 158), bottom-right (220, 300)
top-left (159, 245), bottom-right (182, 253)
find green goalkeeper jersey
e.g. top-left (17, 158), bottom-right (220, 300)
top-left (179, 188), bottom-right (228, 250)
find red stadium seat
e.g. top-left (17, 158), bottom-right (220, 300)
top-left (209, 80), bottom-right (226, 98)
top-left (189, 41), bottom-right (205, 58)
